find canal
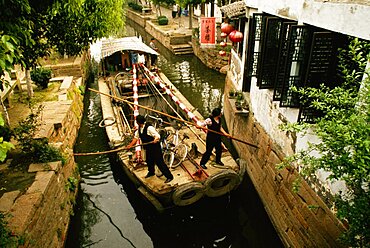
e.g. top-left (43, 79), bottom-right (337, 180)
top-left (65, 24), bottom-right (283, 248)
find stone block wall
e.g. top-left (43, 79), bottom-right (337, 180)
top-left (223, 75), bottom-right (346, 247)
top-left (126, 9), bottom-right (152, 28)
top-left (192, 39), bottom-right (229, 72)
top-left (1, 78), bottom-right (84, 247)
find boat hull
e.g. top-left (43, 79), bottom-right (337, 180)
top-left (98, 69), bottom-right (246, 211)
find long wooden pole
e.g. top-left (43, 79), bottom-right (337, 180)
top-left (73, 141), bottom-right (155, 156)
top-left (90, 88), bottom-right (259, 149)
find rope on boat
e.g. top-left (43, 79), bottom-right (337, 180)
top-left (139, 64), bottom-right (207, 148)
top-left (140, 64), bottom-right (203, 127)
top-left (73, 141), bottom-right (155, 156)
top-left (89, 88), bottom-right (259, 148)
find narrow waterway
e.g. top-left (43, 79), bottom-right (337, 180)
top-left (66, 25), bottom-right (283, 248)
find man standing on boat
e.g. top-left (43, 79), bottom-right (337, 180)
top-left (199, 108), bottom-right (228, 169)
top-left (149, 38), bottom-right (158, 67)
top-left (126, 115), bottom-right (174, 183)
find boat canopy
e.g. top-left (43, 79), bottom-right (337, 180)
top-left (90, 37), bottom-right (159, 62)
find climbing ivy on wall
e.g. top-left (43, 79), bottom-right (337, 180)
top-left (278, 38), bottom-right (370, 247)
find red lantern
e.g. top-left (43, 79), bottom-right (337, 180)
top-left (220, 23), bottom-right (234, 35)
top-left (229, 30), bottom-right (243, 43)
top-left (219, 50), bottom-right (227, 56)
top-left (220, 41), bottom-right (227, 47)
top-left (220, 32), bottom-right (228, 39)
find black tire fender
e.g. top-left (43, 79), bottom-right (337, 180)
top-left (172, 182), bottom-right (205, 206)
top-left (204, 169), bottom-right (240, 197)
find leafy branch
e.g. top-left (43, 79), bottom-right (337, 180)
top-left (278, 38), bottom-right (370, 247)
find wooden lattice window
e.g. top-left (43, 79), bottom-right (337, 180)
top-left (243, 13), bottom-right (265, 92)
top-left (247, 14), bottom-right (264, 77)
top-left (280, 25), bottom-right (312, 107)
top-left (273, 22), bottom-right (297, 100)
top-left (243, 13), bottom-right (264, 91)
top-left (257, 17), bottom-right (282, 89)
top-left (298, 32), bottom-right (346, 122)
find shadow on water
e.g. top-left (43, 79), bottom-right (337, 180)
top-left (66, 24), bottom-right (283, 247)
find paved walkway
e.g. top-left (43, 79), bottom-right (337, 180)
top-left (145, 5), bottom-right (199, 35)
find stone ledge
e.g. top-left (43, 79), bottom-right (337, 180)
top-left (26, 171), bottom-right (55, 194)
top-left (28, 161), bottom-right (62, 173)
top-left (0, 190), bottom-right (21, 212)
top-left (8, 192), bottom-right (43, 234)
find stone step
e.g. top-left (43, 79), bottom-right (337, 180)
top-left (172, 44), bottom-right (193, 55)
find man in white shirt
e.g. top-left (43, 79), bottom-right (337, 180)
top-left (126, 115), bottom-right (174, 183)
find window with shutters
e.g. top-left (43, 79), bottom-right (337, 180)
top-left (273, 22), bottom-right (297, 100)
top-left (298, 32), bottom-right (346, 122)
top-left (257, 17), bottom-right (283, 89)
top-left (243, 13), bottom-right (265, 92)
top-left (280, 25), bottom-right (312, 107)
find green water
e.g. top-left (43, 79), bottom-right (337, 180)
top-left (65, 24), bottom-right (283, 247)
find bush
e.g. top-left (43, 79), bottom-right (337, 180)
top-left (12, 105), bottom-right (65, 163)
top-left (128, 2), bottom-right (143, 12)
top-left (0, 213), bottom-right (23, 247)
top-left (158, 16), bottom-right (168, 25)
top-left (31, 67), bottom-right (52, 89)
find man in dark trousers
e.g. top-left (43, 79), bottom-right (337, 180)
top-left (126, 115), bottom-right (174, 183)
top-left (199, 108), bottom-right (229, 169)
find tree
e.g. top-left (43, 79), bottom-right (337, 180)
top-left (279, 38), bottom-right (370, 247)
top-left (178, 0), bottom-right (205, 29)
top-left (0, 0), bottom-right (125, 161)
top-left (0, 0), bottom-right (125, 97)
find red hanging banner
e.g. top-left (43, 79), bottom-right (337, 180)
top-left (200, 17), bottom-right (216, 45)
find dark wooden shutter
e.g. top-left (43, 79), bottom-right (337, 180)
top-left (257, 17), bottom-right (282, 89)
top-left (273, 22), bottom-right (297, 100)
top-left (243, 13), bottom-right (264, 91)
top-left (298, 32), bottom-right (345, 122)
top-left (280, 25), bottom-right (312, 107)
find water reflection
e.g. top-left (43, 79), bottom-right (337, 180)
top-left (158, 54), bottom-right (225, 117)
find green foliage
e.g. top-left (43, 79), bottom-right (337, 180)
top-left (278, 38), bottom-right (370, 247)
top-left (128, 1), bottom-right (143, 12)
top-left (0, 212), bottom-right (23, 247)
top-left (12, 105), bottom-right (65, 163)
top-left (65, 176), bottom-right (78, 192)
top-left (30, 67), bottom-right (52, 89)
top-left (12, 105), bottom-right (43, 154)
top-left (0, 115), bottom-right (14, 162)
top-left (0, 35), bottom-right (23, 91)
top-left (158, 15), bottom-right (169, 25)
top-left (192, 27), bottom-right (199, 39)
top-left (31, 139), bottom-right (65, 164)
top-left (0, 0), bottom-right (125, 90)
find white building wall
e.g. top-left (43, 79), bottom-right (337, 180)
top-left (246, 0), bottom-right (370, 40)
top-left (241, 0), bottom-right (370, 194)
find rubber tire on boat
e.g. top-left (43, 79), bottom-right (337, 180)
top-left (172, 182), bottom-right (205, 206)
top-left (204, 169), bottom-right (240, 197)
top-left (98, 117), bottom-right (116, 127)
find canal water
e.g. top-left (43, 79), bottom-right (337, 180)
top-left (66, 24), bottom-right (283, 248)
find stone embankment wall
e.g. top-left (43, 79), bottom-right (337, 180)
top-left (192, 38), bottom-right (229, 73)
top-left (0, 62), bottom-right (85, 247)
top-left (223, 74), bottom-right (345, 247)
top-left (127, 10), bottom-right (193, 55)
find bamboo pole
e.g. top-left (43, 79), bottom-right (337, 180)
top-left (73, 141), bottom-right (155, 156)
top-left (90, 88), bottom-right (259, 149)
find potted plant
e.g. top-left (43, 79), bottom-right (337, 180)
top-left (228, 89), bottom-right (236, 98)
top-left (235, 92), bottom-right (244, 110)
